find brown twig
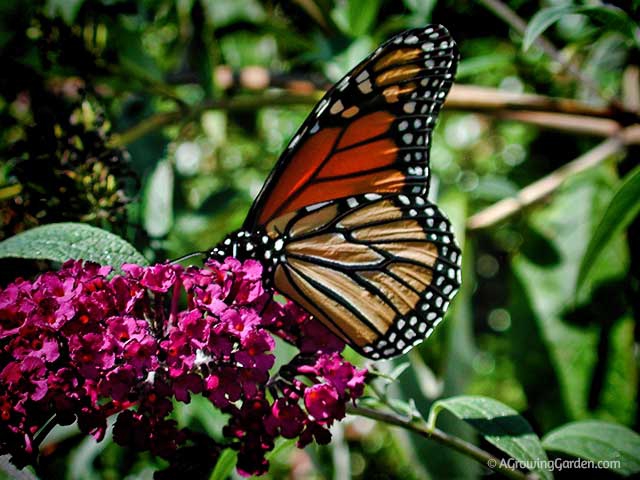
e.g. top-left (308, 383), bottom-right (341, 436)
top-left (112, 83), bottom-right (635, 146)
top-left (110, 93), bottom-right (320, 147)
top-left (447, 85), bottom-right (617, 119)
top-left (622, 66), bottom-right (640, 113)
top-left (490, 111), bottom-right (620, 137)
top-left (466, 125), bottom-right (640, 231)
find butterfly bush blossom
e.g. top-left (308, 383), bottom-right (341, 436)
top-left (0, 258), bottom-right (367, 476)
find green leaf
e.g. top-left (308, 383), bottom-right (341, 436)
top-left (542, 421), bottom-right (640, 476)
top-left (511, 167), bottom-right (635, 428)
top-left (523, 5), bottom-right (576, 51)
top-left (428, 395), bottom-right (552, 480)
top-left (402, 0), bottom-right (437, 20)
top-left (0, 223), bottom-right (148, 270)
top-left (388, 361), bottom-right (412, 381)
top-left (68, 426), bottom-right (113, 480)
top-left (209, 449), bottom-right (237, 480)
top-left (44, 0), bottom-right (85, 24)
top-left (577, 165), bottom-right (640, 293)
top-left (143, 159), bottom-right (174, 238)
top-left (523, 5), bottom-right (639, 51)
top-left (333, 0), bottom-right (381, 37)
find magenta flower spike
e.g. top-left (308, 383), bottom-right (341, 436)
top-left (0, 258), bottom-right (367, 476)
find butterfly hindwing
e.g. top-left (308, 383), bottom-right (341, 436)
top-left (244, 25), bottom-right (458, 229)
top-left (268, 193), bottom-right (461, 359)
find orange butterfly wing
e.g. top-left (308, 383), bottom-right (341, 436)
top-left (244, 25), bottom-right (458, 229)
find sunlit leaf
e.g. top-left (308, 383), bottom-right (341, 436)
top-left (347, 0), bottom-right (382, 37)
top-left (576, 165), bottom-right (640, 293)
top-left (209, 449), bottom-right (237, 480)
top-left (543, 421), bottom-right (640, 476)
top-left (0, 223), bottom-right (148, 269)
top-left (68, 427), bottom-right (113, 480)
top-left (428, 396), bottom-right (552, 480)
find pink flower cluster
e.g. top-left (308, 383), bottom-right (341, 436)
top-left (0, 259), bottom-right (367, 476)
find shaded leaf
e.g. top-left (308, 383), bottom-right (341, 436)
top-left (511, 167), bottom-right (635, 427)
top-left (523, 5), bottom-right (577, 51)
top-left (44, 0), bottom-right (85, 24)
top-left (523, 5), bottom-right (639, 51)
top-left (0, 223), bottom-right (148, 269)
top-left (428, 395), bottom-right (551, 480)
top-left (210, 449), bottom-right (237, 480)
top-left (542, 421), bottom-right (640, 476)
top-left (577, 165), bottom-right (640, 293)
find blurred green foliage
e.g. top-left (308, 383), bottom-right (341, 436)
top-left (1, 0), bottom-right (639, 479)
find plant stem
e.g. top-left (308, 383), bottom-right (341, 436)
top-left (33, 415), bottom-right (58, 448)
top-left (112, 84), bottom-right (635, 147)
top-left (111, 93), bottom-right (320, 147)
top-left (446, 85), bottom-right (620, 118)
top-left (347, 404), bottom-right (534, 480)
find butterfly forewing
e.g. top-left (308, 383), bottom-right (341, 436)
top-left (268, 193), bottom-right (461, 359)
top-left (244, 25), bottom-right (458, 230)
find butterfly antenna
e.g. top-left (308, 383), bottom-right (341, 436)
top-left (170, 251), bottom-right (207, 265)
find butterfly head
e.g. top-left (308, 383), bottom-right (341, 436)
top-left (210, 228), bottom-right (282, 284)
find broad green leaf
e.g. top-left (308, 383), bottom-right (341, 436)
top-left (577, 165), bottom-right (640, 293)
top-left (347, 0), bottom-right (382, 37)
top-left (68, 427), bottom-right (113, 480)
top-left (332, 0), bottom-right (381, 37)
top-left (511, 167), bottom-right (635, 428)
top-left (209, 449), bottom-right (237, 480)
top-left (523, 5), bottom-right (639, 51)
top-left (0, 223), bottom-right (148, 269)
top-left (542, 421), bottom-right (640, 476)
top-left (428, 396), bottom-right (551, 480)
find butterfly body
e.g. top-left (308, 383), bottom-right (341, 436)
top-left (210, 25), bottom-right (461, 360)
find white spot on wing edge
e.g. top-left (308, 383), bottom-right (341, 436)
top-left (355, 70), bottom-right (369, 82)
top-left (403, 102), bottom-right (416, 113)
top-left (337, 77), bottom-right (349, 91)
top-left (306, 200), bottom-right (331, 212)
top-left (316, 98), bottom-right (330, 117)
top-left (364, 193), bottom-right (382, 201)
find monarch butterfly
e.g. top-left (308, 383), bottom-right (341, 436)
top-left (209, 25), bottom-right (461, 360)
